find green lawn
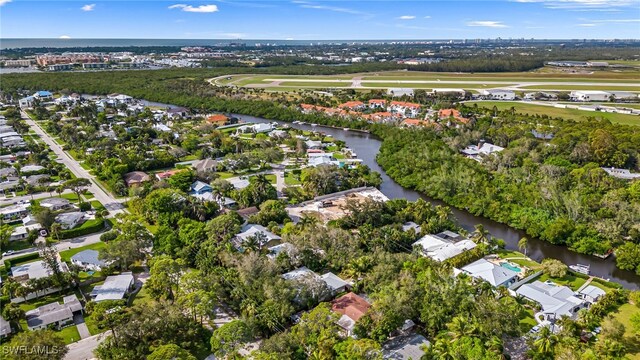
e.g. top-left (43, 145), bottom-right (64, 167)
top-left (333, 153), bottom-right (346, 160)
top-left (58, 325), bottom-right (81, 344)
top-left (285, 172), bottom-right (302, 185)
top-left (537, 273), bottom-right (587, 291)
top-left (90, 200), bottom-right (106, 211)
top-left (59, 242), bottom-right (106, 262)
top-left (216, 172), bottom-right (235, 180)
top-left (263, 174), bottom-right (277, 184)
top-left (466, 101), bottom-right (640, 126)
top-left (129, 283), bottom-right (153, 306)
top-left (518, 308), bottom-right (538, 333)
top-left (18, 292), bottom-right (71, 312)
top-left (610, 303), bottom-right (640, 360)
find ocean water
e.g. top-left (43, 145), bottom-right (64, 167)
top-left (0, 38), bottom-right (404, 50)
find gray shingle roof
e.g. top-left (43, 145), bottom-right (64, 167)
top-left (71, 250), bottom-right (106, 268)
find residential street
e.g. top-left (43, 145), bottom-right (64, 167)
top-left (1, 231), bottom-right (105, 264)
top-left (21, 110), bottom-right (126, 215)
top-left (0, 189), bottom-right (73, 207)
top-left (64, 331), bottom-right (111, 360)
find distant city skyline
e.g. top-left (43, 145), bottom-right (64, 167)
top-left (1, 0), bottom-right (639, 40)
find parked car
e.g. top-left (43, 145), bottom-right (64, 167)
top-left (2, 250), bottom-right (15, 257)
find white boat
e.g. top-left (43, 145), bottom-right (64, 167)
top-left (343, 128), bottom-right (349, 131)
top-left (311, 123), bottom-right (317, 127)
top-left (569, 264), bottom-right (590, 275)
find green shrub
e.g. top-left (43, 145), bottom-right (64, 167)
top-left (58, 219), bottom-right (105, 239)
top-left (100, 230), bottom-right (118, 242)
top-left (79, 202), bottom-right (91, 211)
top-left (4, 252), bottom-right (40, 271)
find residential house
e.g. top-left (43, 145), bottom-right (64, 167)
top-left (233, 224), bottom-right (281, 251)
top-left (0, 204), bottom-right (29, 222)
top-left (461, 141), bottom-right (504, 162)
top-left (10, 224), bottom-right (42, 241)
top-left (123, 171), bottom-right (151, 187)
top-left (33, 91), bottom-right (53, 100)
top-left (19, 96), bottom-right (36, 108)
top-left (266, 242), bottom-right (297, 261)
top-left (192, 158), bottom-right (218, 173)
top-left (20, 165), bottom-right (45, 174)
top-left (236, 123), bottom-right (273, 134)
top-left (11, 260), bottom-right (68, 283)
top-left (227, 177), bottom-right (250, 190)
top-left (25, 295), bottom-right (83, 331)
top-left (155, 169), bottom-right (183, 181)
top-left (55, 211), bottom-right (85, 230)
top-left (331, 292), bottom-right (371, 337)
top-left (388, 101), bottom-right (421, 118)
top-left (438, 108), bottom-right (470, 125)
top-left (516, 281), bottom-right (587, 321)
top-left (412, 231), bottom-right (476, 262)
top-left (459, 258), bottom-right (519, 287)
top-left (320, 272), bottom-right (350, 294)
top-left (577, 285), bottom-right (606, 303)
top-left (91, 273), bottom-right (134, 302)
top-left (206, 114), bottom-right (229, 126)
top-left (40, 197), bottom-right (72, 211)
top-left (70, 249), bottom-right (107, 271)
top-left (26, 174), bottom-right (50, 186)
top-left (0, 316), bottom-right (11, 338)
top-left (191, 180), bottom-right (213, 195)
top-left (0, 167), bottom-right (17, 179)
top-left (383, 334), bottom-right (431, 360)
top-left (338, 101), bottom-right (365, 111)
top-left (368, 99), bottom-right (386, 109)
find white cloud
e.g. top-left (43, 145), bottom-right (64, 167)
top-left (512, 0), bottom-right (637, 10)
top-left (424, 15), bottom-right (432, 19)
top-left (169, 4), bottom-right (219, 13)
top-left (579, 23), bottom-right (597, 26)
top-left (292, 1), bottom-right (372, 17)
top-left (81, 4), bottom-right (96, 11)
top-left (59, 35), bottom-right (71, 39)
top-left (398, 15), bottom-right (416, 20)
top-left (0, 0), bottom-right (12, 6)
top-left (466, 20), bottom-right (509, 28)
top-left (593, 18), bottom-right (640, 22)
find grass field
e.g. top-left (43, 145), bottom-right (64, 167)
top-left (59, 241), bottom-right (106, 262)
top-left (466, 101), bottom-right (640, 126)
top-left (520, 85), bottom-right (640, 91)
top-left (610, 303), bottom-right (640, 359)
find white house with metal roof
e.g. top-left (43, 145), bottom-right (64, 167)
top-left (71, 249), bottom-right (108, 271)
top-left (516, 281), bottom-right (587, 321)
top-left (91, 273), bottom-right (134, 302)
top-left (459, 258), bottom-right (519, 287)
top-left (412, 231), bottom-right (476, 262)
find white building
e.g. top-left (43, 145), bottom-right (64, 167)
top-left (461, 141), bottom-right (505, 162)
top-left (479, 89), bottom-right (515, 100)
top-left (412, 231), bottom-right (476, 262)
top-left (601, 167), bottom-right (640, 180)
top-left (570, 90), bottom-right (612, 102)
top-left (516, 281), bottom-right (587, 321)
top-left (459, 259), bottom-right (519, 287)
top-left (91, 273), bottom-right (134, 302)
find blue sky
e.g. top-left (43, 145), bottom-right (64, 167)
top-left (1, 0), bottom-right (638, 39)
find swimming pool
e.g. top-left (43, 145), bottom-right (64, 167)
top-left (500, 262), bottom-right (522, 273)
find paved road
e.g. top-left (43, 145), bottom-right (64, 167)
top-left (65, 331), bottom-right (111, 360)
top-left (21, 110), bottom-right (126, 215)
top-left (1, 230), bottom-right (106, 264)
top-left (0, 189), bottom-right (73, 207)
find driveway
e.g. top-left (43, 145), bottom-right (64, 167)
top-left (65, 331), bottom-right (111, 360)
top-left (73, 313), bottom-right (91, 339)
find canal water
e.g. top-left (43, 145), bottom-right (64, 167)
top-left (236, 113), bottom-right (640, 289)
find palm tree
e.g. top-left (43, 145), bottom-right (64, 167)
top-left (446, 315), bottom-right (477, 340)
top-left (50, 223), bottom-right (62, 240)
top-left (532, 327), bottom-right (558, 357)
top-left (471, 224), bottom-right (490, 244)
top-left (518, 237), bottom-right (528, 257)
